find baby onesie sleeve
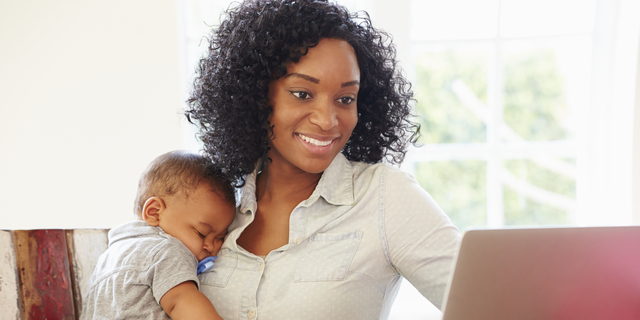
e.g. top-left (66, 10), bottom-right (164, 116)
top-left (145, 237), bottom-right (200, 304)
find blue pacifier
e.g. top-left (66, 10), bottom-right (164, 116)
top-left (197, 256), bottom-right (217, 275)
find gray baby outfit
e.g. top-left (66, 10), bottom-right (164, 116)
top-left (81, 220), bottom-right (199, 320)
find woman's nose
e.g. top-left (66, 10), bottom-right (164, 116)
top-left (309, 99), bottom-right (338, 130)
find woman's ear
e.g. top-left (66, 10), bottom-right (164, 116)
top-left (142, 197), bottom-right (164, 226)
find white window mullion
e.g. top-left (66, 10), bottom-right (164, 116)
top-left (486, 48), bottom-right (504, 227)
top-left (486, 2), bottom-right (504, 227)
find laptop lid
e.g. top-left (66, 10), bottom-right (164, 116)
top-left (441, 226), bottom-right (640, 320)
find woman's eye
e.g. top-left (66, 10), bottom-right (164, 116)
top-left (290, 91), bottom-right (311, 100)
top-left (338, 96), bottom-right (355, 105)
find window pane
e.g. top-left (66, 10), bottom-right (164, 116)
top-left (503, 158), bottom-right (576, 225)
top-left (415, 160), bottom-right (487, 231)
top-left (414, 47), bottom-right (488, 144)
top-left (500, 0), bottom-right (597, 38)
top-left (502, 38), bottom-right (590, 142)
top-left (411, 0), bottom-right (499, 40)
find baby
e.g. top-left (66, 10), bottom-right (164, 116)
top-left (81, 150), bottom-right (235, 320)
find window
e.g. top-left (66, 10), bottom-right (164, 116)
top-left (406, 0), bottom-right (594, 230)
top-left (400, 0), bottom-right (639, 230)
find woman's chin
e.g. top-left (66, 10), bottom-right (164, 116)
top-left (291, 156), bottom-right (336, 175)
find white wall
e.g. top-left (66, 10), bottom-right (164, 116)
top-left (0, 0), bottom-right (189, 229)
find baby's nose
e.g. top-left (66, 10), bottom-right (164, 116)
top-left (203, 236), bottom-right (216, 255)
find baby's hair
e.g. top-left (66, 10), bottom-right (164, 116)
top-left (133, 150), bottom-right (236, 217)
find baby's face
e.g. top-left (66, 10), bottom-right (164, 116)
top-left (159, 184), bottom-right (235, 261)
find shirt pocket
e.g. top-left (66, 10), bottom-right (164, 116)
top-left (198, 248), bottom-right (237, 288)
top-left (294, 230), bottom-right (363, 282)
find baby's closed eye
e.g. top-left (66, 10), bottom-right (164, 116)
top-left (194, 229), bottom-right (206, 238)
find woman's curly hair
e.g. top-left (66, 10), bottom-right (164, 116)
top-left (186, 0), bottom-right (419, 186)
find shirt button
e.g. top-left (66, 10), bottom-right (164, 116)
top-left (294, 237), bottom-right (302, 244)
top-left (258, 262), bottom-right (264, 271)
top-left (248, 310), bottom-right (255, 319)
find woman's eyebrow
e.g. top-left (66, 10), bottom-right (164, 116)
top-left (284, 73), bottom-right (360, 88)
top-left (284, 73), bottom-right (319, 83)
top-left (341, 80), bottom-right (359, 87)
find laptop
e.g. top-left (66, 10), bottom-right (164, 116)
top-left (441, 226), bottom-right (640, 320)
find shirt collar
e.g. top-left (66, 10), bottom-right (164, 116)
top-left (239, 168), bottom-right (258, 215)
top-left (108, 220), bottom-right (160, 246)
top-left (306, 153), bottom-right (354, 206)
top-left (238, 153), bottom-right (355, 214)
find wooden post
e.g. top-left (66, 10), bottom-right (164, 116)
top-left (13, 230), bottom-right (75, 320)
top-left (65, 229), bottom-right (109, 319)
top-left (0, 230), bottom-right (21, 320)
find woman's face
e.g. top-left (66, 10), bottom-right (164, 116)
top-left (267, 38), bottom-right (360, 175)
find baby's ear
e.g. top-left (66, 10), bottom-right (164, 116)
top-left (142, 197), bottom-right (164, 226)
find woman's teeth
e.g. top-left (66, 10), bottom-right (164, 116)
top-left (299, 134), bottom-right (332, 147)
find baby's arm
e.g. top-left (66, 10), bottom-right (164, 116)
top-left (160, 281), bottom-right (223, 320)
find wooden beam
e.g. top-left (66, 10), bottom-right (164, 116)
top-left (13, 230), bottom-right (75, 320)
top-left (65, 229), bottom-right (109, 319)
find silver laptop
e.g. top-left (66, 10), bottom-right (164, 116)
top-left (441, 226), bottom-right (640, 320)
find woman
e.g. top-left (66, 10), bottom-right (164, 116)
top-left (186, 0), bottom-right (460, 319)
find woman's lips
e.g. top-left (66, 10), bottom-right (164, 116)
top-left (296, 133), bottom-right (338, 154)
top-left (297, 133), bottom-right (334, 146)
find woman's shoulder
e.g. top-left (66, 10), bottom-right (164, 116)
top-left (347, 158), bottom-right (451, 227)
top-left (348, 159), bottom-right (416, 185)
top-left (344, 159), bottom-right (428, 203)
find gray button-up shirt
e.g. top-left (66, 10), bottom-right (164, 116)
top-left (199, 153), bottom-right (460, 320)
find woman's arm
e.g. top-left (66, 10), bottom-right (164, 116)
top-left (160, 281), bottom-right (223, 320)
top-left (381, 169), bottom-right (462, 309)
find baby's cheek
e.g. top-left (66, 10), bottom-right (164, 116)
top-left (213, 241), bottom-right (223, 255)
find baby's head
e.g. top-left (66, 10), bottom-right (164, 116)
top-left (134, 150), bottom-right (236, 261)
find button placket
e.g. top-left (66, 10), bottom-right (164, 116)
top-left (239, 254), bottom-right (261, 320)
top-left (289, 206), bottom-right (306, 247)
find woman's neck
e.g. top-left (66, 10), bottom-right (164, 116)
top-left (236, 161), bottom-right (323, 255)
top-left (256, 161), bottom-right (322, 208)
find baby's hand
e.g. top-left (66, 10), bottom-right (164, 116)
top-left (197, 256), bottom-right (217, 275)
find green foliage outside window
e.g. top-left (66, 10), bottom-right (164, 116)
top-left (414, 49), bottom-right (487, 144)
top-left (504, 47), bottom-right (571, 141)
top-left (503, 159), bottom-right (575, 226)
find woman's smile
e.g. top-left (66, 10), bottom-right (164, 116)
top-left (296, 133), bottom-right (341, 156)
top-left (297, 133), bottom-right (334, 147)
